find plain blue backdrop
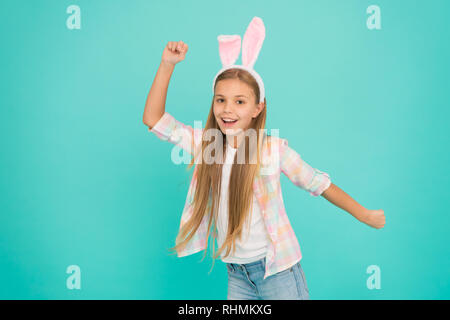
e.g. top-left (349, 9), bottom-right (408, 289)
top-left (0, 0), bottom-right (448, 299)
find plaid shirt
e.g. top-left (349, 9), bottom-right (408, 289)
top-left (149, 112), bottom-right (331, 280)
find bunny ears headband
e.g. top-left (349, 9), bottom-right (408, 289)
top-left (212, 16), bottom-right (266, 103)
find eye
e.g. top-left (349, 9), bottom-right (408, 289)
top-left (236, 100), bottom-right (245, 105)
top-left (216, 98), bottom-right (224, 103)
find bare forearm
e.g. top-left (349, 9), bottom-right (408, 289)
top-left (321, 183), bottom-right (368, 222)
top-left (143, 61), bottom-right (175, 128)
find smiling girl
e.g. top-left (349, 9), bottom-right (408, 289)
top-left (143, 17), bottom-right (385, 300)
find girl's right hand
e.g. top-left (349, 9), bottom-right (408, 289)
top-left (161, 41), bottom-right (188, 66)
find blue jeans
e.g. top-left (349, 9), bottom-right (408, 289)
top-left (226, 256), bottom-right (310, 300)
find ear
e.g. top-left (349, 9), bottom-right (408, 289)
top-left (252, 101), bottom-right (265, 118)
top-left (217, 35), bottom-right (241, 67)
top-left (242, 17), bottom-right (266, 69)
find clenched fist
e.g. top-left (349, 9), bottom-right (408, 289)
top-left (162, 40), bottom-right (188, 66)
top-left (362, 209), bottom-right (386, 229)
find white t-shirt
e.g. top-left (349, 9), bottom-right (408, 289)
top-left (216, 143), bottom-right (271, 263)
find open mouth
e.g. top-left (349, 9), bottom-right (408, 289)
top-left (221, 117), bottom-right (238, 126)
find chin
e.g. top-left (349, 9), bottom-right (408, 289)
top-left (224, 129), bottom-right (241, 136)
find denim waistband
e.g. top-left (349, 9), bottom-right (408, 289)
top-left (227, 256), bottom-right (266, 272)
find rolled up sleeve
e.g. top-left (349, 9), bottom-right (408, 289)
top-left (148, 112), bottom-right (202, 155)
top-left (279, 139), bottom-right (331, 197)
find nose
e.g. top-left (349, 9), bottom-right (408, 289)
top-left (223, 101), bottom-right (233, 113)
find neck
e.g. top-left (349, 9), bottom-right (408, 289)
top-left (226, 134), bottom-right (241, 149)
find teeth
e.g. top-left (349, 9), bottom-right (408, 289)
top-left (222, 118), bottom-right (237, 122)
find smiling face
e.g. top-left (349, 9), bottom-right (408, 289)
top-left (213, 78), bottom-right (264, 148)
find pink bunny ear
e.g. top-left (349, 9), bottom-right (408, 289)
top-left (242, 17), bottom-right (265, 69)
top-left (217, 35), bottom-right (241, 67)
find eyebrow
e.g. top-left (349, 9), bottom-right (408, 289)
top-left (214, 94), bottom-right (248, 98)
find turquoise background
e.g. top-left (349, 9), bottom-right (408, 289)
top-left (0, 0), bottom-right (449, 299)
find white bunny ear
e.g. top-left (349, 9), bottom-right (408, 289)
top-left (242, 17), bottom-right (266, 69)
top-left (217, 35), bottom-right (241, 67)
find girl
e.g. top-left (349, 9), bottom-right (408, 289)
top-left (143, 17), bottom-right (385, 300)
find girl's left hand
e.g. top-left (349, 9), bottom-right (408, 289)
top-left (362, 209), bottom-right (386, 229)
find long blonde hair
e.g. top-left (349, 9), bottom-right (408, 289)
top-left (168, 68), bottom-right (267, 274)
